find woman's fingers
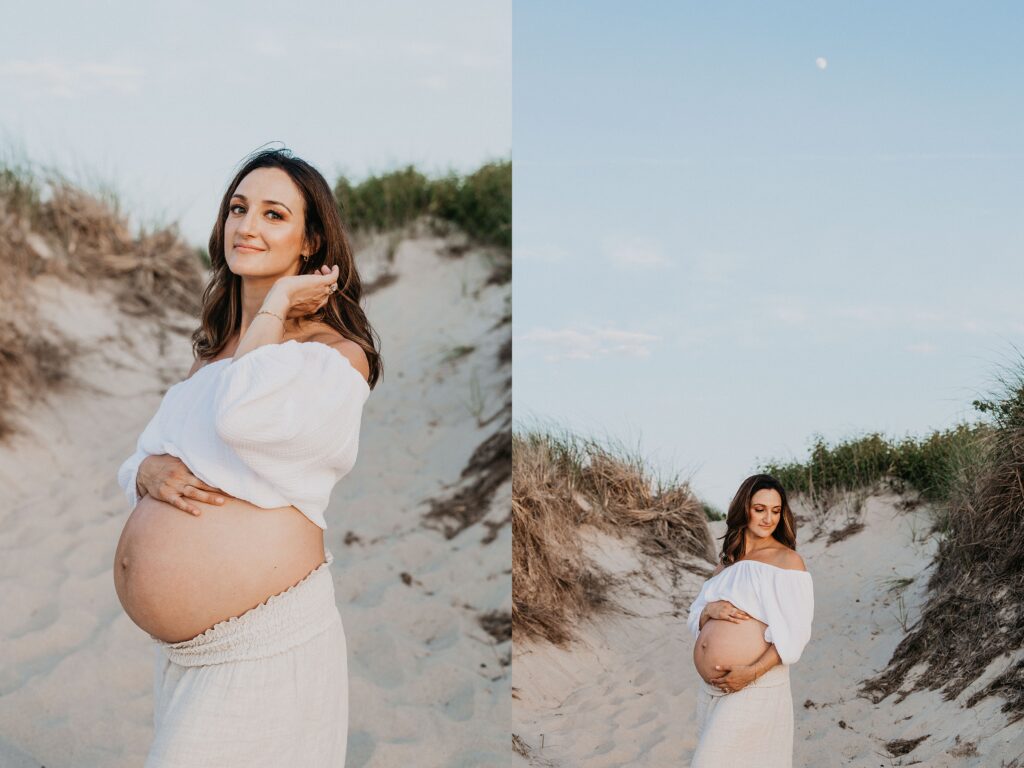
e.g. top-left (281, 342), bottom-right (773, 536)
top-left (314, 264), bottom-right (338, 279)
top-left (184, 483), bottom-right (224, 504)
top-left (187, 480), bottom-right (226, 504)
top-left (173, 496), bottom-right (201, 516)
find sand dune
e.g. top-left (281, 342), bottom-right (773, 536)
top-left (0, 227), bottom-right (512, 767)
top-left (513, 491), bottom-right (1024, 766)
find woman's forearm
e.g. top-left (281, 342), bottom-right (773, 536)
top-left (751, 644), bottom-right (783, 679)
top-left (233, 292), bottom-right (291, 361)
top-left (698, 605), bottom-right (710, 630)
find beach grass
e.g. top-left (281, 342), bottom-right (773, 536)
top-left (513, 427), bottom-right (714, 646)
top-left (760, 422), bottom-right (989, 519)
top-left (760, 356), bottom-right (1024, 720)
top-left (334, 160), bottom-right (511, 248)
top-left (0, 151), bottom-right (205, 438)
top-left (858, 356), bottom-right (1024, 720)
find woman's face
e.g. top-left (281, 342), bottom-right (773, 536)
top-left (747, 488), bottom-right (782, 540)
top-left (224, 166), bottom-right (310, 278)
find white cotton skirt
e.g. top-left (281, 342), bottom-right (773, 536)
top-left (690, 663), bottom-right (793, 768)
top-left (144, 551), bottom-right (348, 768)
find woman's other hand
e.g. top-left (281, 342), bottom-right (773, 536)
top-left (137, 454), bottom-right (227, 516)
top-left (706, 600), bottom-right (753, 623)
top-left (709, 663), bottom-right (756, 693)
top-left (267, 263), bottom-right (339, 321)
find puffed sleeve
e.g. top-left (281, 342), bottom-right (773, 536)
top-left (116, 397), bottom-right (168, 512)
top-left (212, 338), bottom-right (370, 477)
top-left (116, 446), bottom-right (149, 511)
top-left (761, 570), bottom-right (814, 665)
top-left (686, 578), bottom-right (712, 638)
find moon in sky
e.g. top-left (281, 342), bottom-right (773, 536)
top-left (815, 57), bottom-right (828, 70)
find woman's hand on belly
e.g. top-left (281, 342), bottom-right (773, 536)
top-left (707, 663), bottom-right (757, 694)
top-left (693, 616), bottom-right (770, 686)
top-left (705, 600), bottom-right (754, 624)
top-left (137, 454), bottom-right (229, 516)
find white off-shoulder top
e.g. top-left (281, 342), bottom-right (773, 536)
top-left (116, 339), bottom-right (370, 530)
top-left (686, 558), bottom-right (814, 665)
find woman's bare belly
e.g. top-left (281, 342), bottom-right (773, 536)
top-left (113, 492), bottom-right (326, 643)
top-left (693, 615), bottom-right (772, 684)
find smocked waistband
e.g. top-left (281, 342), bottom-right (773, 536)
top-left (153, 551), bottom-right (340, 667)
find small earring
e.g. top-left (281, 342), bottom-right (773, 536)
top-left (301, 254), bottom-right (309, 262)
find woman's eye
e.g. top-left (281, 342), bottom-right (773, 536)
top-left (229, 204), bottom-right (281, 220)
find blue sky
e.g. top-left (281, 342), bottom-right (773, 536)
top-left (0, 1), bottom-right (510, 247)
top-left (513, 1), bottom-right (1024, 510)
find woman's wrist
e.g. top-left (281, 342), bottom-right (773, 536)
top-left (261, 288), bottom-right (292, 317)
top-left (135, 455), bottom-right (152, 499)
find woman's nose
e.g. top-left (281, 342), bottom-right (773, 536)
top-left (238, 210), bottom-right (261, 235)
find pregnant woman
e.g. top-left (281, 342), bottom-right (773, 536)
top-left (113, 147), bottom-right (380, 767)
top-left (686, 473), bottom-right (814, 768)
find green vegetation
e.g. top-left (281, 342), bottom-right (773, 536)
top-left (334, 160), bottom-right (511, 248)
top-left (761, 422), bottom-right (989, 515)
top-left (702, 501), bottom-right (725, 521)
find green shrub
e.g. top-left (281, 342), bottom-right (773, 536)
top-left (334, 160), bottom-right (511, 248)
top-left (761, 424), bottom-right (989, 505)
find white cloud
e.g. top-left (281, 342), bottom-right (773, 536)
top-left (772, 305), bottom-right (807, 326)
top-left (692, 251), bottom-right (744, 284)
top-left (606, 237), bottom-right (671, 268)
top-left (0, 58), bottom-right (144, 98)
top-left (518, 325), bottom-right (660, 361)
top-left (838, 304), bottom-right (997, 335)
top-left (418, 75), bottom-right (448, 92)
top-left (240, 27), bottom-right (290, 60)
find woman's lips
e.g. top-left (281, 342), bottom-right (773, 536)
top-left (234, 245), bottom-right (264, 253)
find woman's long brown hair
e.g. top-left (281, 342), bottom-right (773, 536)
top-left (191, 147), bottom-right (382, 388)
top-left (718, 473), bottom-right (798, 565)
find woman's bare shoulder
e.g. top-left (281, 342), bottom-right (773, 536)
top-left (305, 327), bottom-right (370, 383)
top-left (743, 545), bottom-right (807, 572)
top-left (768, 547), bottom-right (807, 572)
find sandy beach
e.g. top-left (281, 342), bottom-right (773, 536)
top-left (513, 490), bottom-right (1024, 766)
top-left (0, 226), bottom-right (512, 767)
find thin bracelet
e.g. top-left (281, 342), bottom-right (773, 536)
top-left (255, 309), bottom-right (285, 324)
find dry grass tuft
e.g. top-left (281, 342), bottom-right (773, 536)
top-left (478, 610), bottom-right (512, 644)
top-left (31, 178), bottom-right (204, 317)
top-left (0, 157), bottom-right (205, 437)
top-left (513, 429), bottom-right (715, 646)
top-left (885, 735), bottom-right (929, 756)
top-left (425, 401), bottom-right (512, 542)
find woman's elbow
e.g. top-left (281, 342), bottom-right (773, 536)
top-left (775, 644), bottom-right (803, 666)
